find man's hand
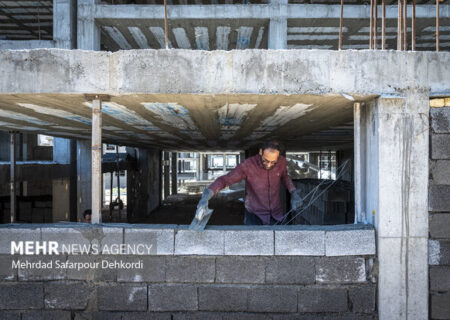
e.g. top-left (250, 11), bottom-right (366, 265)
top-left (290, 190), bottom-right (303, 211)
top-left (195, 188), bottom-right (214, 221)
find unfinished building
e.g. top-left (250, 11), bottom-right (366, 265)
top-left (0, 1), bottom-right (449, 319)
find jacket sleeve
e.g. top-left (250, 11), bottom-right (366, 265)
top-left (208, 163), bottom-right (246, 195)
top-left (281, 161), bottom-right (296, 193)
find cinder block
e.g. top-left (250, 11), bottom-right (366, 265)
top-left (0, 227), bottom-right (40, 254)
top-left (0, 283), bottom-right (43, 309)
top-left (118, 256), bottom-right (166, 282)
top-left (432, 134), bottom-right (450, 159)
top-left (431, 294), bottom-right (450, 319)
top-left (18, 255), bottom-right (66, 281)
top-left (175, 230), bottom-right (224, 255)
top-left (430, 266), bottom-right (450, 291)
top-left (430, 240), bottom-right (450, 265)
top-left (124, 228), bottom-right (174, 255)
top-left (298, 288), bottom-right (347, 312)
top-left (173, 311), bottom-right (227, 320)
top-left (348, 286), bottom-right (376, 313)
top-left (22, 311), bottom-right (71, 320)
top-left (0, 311), bottom-right (20, 320)
top-left (431, 107), bottom-right (450, 133)
top-left (275, 230), bottom-right (325, 256)
top-left (429, 185), bottom-right (450, 212)
top-left (247, 287), bottom-right (297, 312)
top-left (325, 229), bottom-right (375, 256)
top-left (98, 284), bottom-right (147, 311)
top-left (265, 256), bottom-right (315, 284)
top-left (166, 256), bottom-right (215, 283)
top-left (148, 284), bottom-right (198, 311)
top-left (315, 257), bottom-right (367, 283)
top-left (41, 227), bottom-right (123, 254)
top-left (198, 285), bottom-right (249, 311)
top-left (73, 311), bottom-right (123, 320)
top-left (0, 255), bottom-right (16, 281)
top-left (431, 160), bottom-right (450, 185)
top-left (66, 255), bottom-right (116, 281)
top-left (430, 213), bottom-right (450, 239)
top-left (216, 256), bottom-right (266, 284)
top-left (222, 313), bottom-right (273, 320)
top-left (224, 230), bottom-right (273, 255)
top-left (44, 282), bottom-right (92, 310)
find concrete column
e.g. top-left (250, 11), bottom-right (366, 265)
top-left (171, 152), bottom-right (177, 195)
top-left (9, 132), bottom-right (16, 223)
top-left (359, 92), bottom-right (429, 320)
top-left (91, 98), bottom-right (102, 223)
top-left (54, 0), bottom-right (76, 49)
top-left (77, 140), bottom-right (91, 222)
top-left (77, 0), bottom-right (100, 50)
top-left (268, 0), bottom-right (288, 49)
top-left (163, 152), bottom-right (170, 199)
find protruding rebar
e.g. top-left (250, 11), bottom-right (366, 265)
top-left (370, 0), bottom-right (374, 49)
top-left (403, 0), bottom-right (407, 50)
top-left (374, 0), bottom-right (378, 49)
top-left (382, 0), bottom-right (386, 49)
top-left (436, 0), bottom-right (440, 52)
top-left (339, 0), bottom-right (344, 50)
top-left (397, 0), bottom-right (402, 50)
top-left (164, 0), bottom-right (169, 49)
top-left (412, 0), bottom-right (416, 50)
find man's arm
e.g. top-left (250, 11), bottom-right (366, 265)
top-left (208, 163), bottom-right (246, 194)
top-left (281, 166), bottom-right (296, 193)
top-left (281, 164), bottom-right (303, 211)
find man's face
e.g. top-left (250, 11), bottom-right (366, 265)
top-left (85, 214), bottom-right (92, 223)
top-left (259, 148), bottom-right (280, 170)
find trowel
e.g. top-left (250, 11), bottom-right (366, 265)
top-left (189, 208), bottom-right (214, 231)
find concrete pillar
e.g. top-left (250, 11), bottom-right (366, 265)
top-left (54, 0), bottom-right (76, 49)
top-left (10, 132), bottom-right (16, 223)
top-left (163, 152), bottom-right (170, 199)
top-left (91, 99), bottom-right (102, 223)
top-left (171, 152), bottom-right (177, 195)
top-left (77, 140), bottom-right (91, 221)
top-left (358, 92), bottom-right (429, 320)
top-left (268, 0), bottom-right (288, 49)
top-left (77, 0), bottom-right (100, 50)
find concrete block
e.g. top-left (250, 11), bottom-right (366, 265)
top-left (430, 266), bottom-right (450, 291)
top-left (431, 294), bottom-right (450, 320)
top-left (348, 286), bottom-right (376, 313)
top-left (166, 256), bottom-right (215, 283)
top-left (41, 227), bottom-right (123, 254)
top-left (173, 312), bottom-right (227, 320)
top-left (247, 287), bottom-right (297, 313)
top-left (44, 282), bottom-right (92, 310)
top-left (198, 285), bottom-right (249, 311)
top-left (315, 257), bottom-right (366, 283)
top-left (297, 288), bottom-right (347, 312)
top-left (175, 230), bottom-right (224, 255)
top-left (98, 284), bottom-right (147, 311)
top-left (73, 312), bottom-right (123, 320)
top-left (265, 257), bottom-right (315, 284)
top-left (17, 255), bottom-right (66, 281)
top-left (22, 311), bottom-right (71, 320)
top-left (111, 313), bottom-right (171, 320)
top-left (0, 311), bottom-right (20, 320)
top-left (124, 228), bottom-right (174, 255)
top-left (216, 256), bottom-right (266, 284)
top-left (429, 185), bottom-right (450, 212)
top-left (0, 283), bottom-right (43, 309)
top-left (430, 213), bottom-right (450, 239)
top-left (222, 313), bottom-right (273, 320)
top-left (274, 230), bottom-right (325, 256)
top-left (430, 240), bottom-right (450, 265)
top-left (118, 256), bottom-right (166, 282)
top-left (148, 284), bottom-right (198, 311)
top-left (0, 227), bottom-right (40, 254)
top-left (431, 160), bottom-right (450, 185)
top-left (431, 106), bottom-right (450, 133)
top-left (325, 229), bottom-right (375, 256)
top-left (66, 255), bottom-right (116, 281)
top-left (0, 255), bottom-right (17, 281)
top-left (224, 230), bottom-right (274, 255)
top-left (432, 134), bottom-right (450, 159)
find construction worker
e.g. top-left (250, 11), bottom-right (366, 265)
top-left (195, 141), bottom-right (303, 225)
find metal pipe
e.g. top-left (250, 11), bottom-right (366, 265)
top-left (10, 132), bottom-right (16, 223)
top-left (353, 102), bottom-right (362, 224)
top-left (412, 0), bottom-right (416, 50)
top-left (398, 0), bottom-right (402, 50)
top-left (164, 0), bottom-right (169, 49)
top-left (339, 0), bottom-right (344, 50)
top-left (382, 0), bottom-right (386, 49)
top-left (374, 0), bottom-right (378, 49)
top-left (91, 98), bottom-right (102, 224)
top-left (436, 0), bottom-right (440, 52)
top-left (370, 0), bottom-right (373, 49)
top-left (403, 0), bottom-right (407, 50)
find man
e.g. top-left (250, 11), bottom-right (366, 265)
top-left (195, 141), bottom-right (302, 225)
top-left (83, 209), bottom-right (92, 223)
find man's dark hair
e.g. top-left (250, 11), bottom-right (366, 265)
top-left (83, 209), bottom-right (92, 219)
top-left (260, 140), bottom-right (281, 152)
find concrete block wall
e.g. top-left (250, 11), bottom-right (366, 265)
top-left (429, 105), bottom-right (450, 320)
top-left (0, 224), bottom-right (376, 319)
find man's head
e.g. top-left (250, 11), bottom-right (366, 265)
top-left (83, 209), bottom-right (92, 223)
top-left (259, 141), bottom-right (281, 170)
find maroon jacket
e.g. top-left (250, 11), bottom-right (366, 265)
top-left (208, 155), bottom-right (296, 224)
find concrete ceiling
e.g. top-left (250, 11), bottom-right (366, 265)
top-left (0, 93), bottom-right (374, 151)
